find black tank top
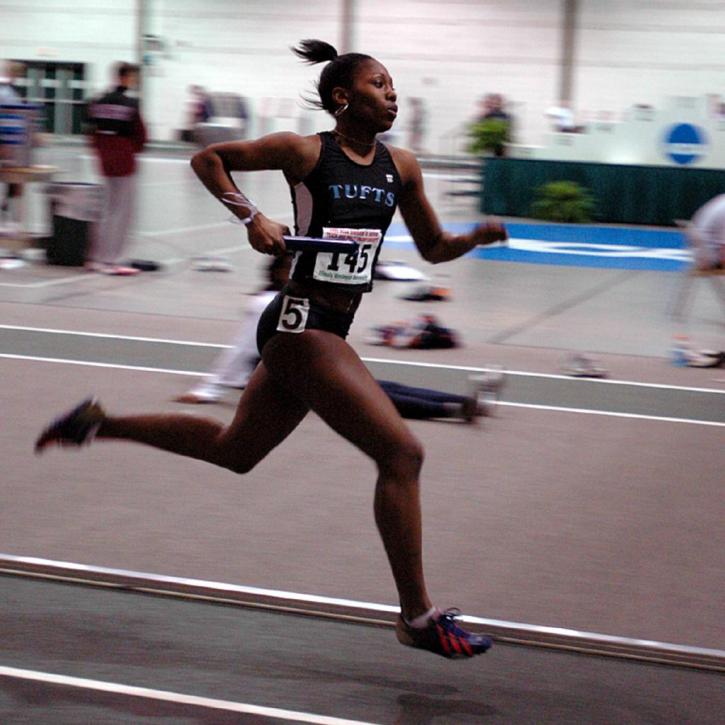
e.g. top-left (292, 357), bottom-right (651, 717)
top-left (289, 131), bottom-right (403, 293)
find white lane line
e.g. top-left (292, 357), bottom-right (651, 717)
top-left (0, 354), bottom-right (201, 376)
top-left (361, 356), bottom-right (725, 394)
top-left (2, 326), bottom-right (722, 395)
top-left (497, 401), bottom-right (725, 427)
top-left (0, 325), bottom-right (229, 347)
top-left (0, 666), bottom-right (378, 725)
top-left (1, 353), bottom-right (723, 426)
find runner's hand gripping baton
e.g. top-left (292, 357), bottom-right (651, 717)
top-left (222, 192), bottom-right (360, 254)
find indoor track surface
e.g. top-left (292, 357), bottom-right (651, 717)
top-left (1, 145), bottom-right (723, 723)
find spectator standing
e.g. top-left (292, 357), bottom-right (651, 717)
top-left (475, 93), bottom-right (513, 156)
top-left (0, 60), bottom-right (23, 104)
top-left (546, 101), bottom-right (578, 132)
top-left (0, 61), bottom-right (27, 228)
top-left (182, 84), bottom-right (212, 142)
top-left (479, 93), bottom-right (511, 124)
top-left (406, 97), bottom-right (426, 154)
top-left (175, 255), bottom-right (290, 403)
top-left (85, 62), bottom-right (146, 275)
top-left (691, 193), bottom-right (725, 270)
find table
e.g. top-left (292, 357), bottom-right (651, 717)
top-left (0, 165), bottom-right (58, 252)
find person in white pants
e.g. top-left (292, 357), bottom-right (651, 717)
top-left (175, 256), bottom-right (289, 403)
top-left (85, 62), bottom-right (146, 275)
top-left (691, 193), bottom-right (725, 270)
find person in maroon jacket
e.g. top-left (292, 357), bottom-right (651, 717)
top-left (86, 62), bottom-right (146, 275)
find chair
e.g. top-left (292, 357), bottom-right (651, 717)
top-left (670, 220), bottom-right (725, 322)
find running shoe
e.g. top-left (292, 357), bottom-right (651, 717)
top-left (686, 350), bottom-right (725, 368)
top-left (468, 368), bottom-right (505, 417)
top-left (459, 395), bottom-right (479, 423)
top-left (102, 264), bottom-right (140, 276)
top-left (85, 262), bottom-right (139, 275)
top-left (174, 380), bottom-right (224, 404)
top-left (561, 353), bottom-right (608, 378)
top-left (396, 608), bottom-right (493, 659)
top-left (34, 397), bottom-right (105, 453)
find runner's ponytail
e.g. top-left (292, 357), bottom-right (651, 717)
top-left (292, 39), bottom-right (372, 115)
top-left (292, 39), bottom-right (338, 64)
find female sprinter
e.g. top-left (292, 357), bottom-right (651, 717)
top-left (36, 39), bottom-right (507, 659)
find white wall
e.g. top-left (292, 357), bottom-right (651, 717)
top-left (144, 0), bottom-right (341, 140)
top-left (354, 0), bottom-right (561, 153)
top-left (2, 0), bottom-right (725, 151)
top-left (146, 0), bottom-right (562, 149)
top-left (574, 0), bottom-right (725, 125)
top-left (0, 0), bottom-right (562, 146)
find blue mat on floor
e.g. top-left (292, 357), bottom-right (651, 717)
top-left (384, 222), bottom-right (689, 271)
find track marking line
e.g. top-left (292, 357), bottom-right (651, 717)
top-left (1, 353), bottom-right (723, 426)
top-left (497, 401), bottom-right (725, 427)
top-left (361, 356), bottom-right (725, 394)
top-left (0, 325), bottom-right (228, 347)
top-left (0, 666), bottom-right (378, 725)
top-left (2, 325), bottom-right (723, 395)
top-left (0, 354), bottom-right (200, 376)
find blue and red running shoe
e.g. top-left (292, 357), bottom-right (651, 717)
top-left (34, 397), bottom-right (105, 453)
top-left (396, 608), bottom-right (493, 659)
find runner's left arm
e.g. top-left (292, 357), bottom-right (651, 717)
top-left (393, 147), bottom-right (507, 264)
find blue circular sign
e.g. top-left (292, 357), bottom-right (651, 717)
top-left (663, 123), bottom-right (707, 165)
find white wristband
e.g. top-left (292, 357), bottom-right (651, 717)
top-left (238, 208), bottom-right (258, 225)
top-left (221, 191), bottom-right (258, 226)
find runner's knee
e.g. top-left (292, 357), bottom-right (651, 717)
top-left (224, 456), bottom-right (257, 475)
top-left (378, 435), bottom-right (425, 479)
top-left (214, 437), bottom-right (260, 475)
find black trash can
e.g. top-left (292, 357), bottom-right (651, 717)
top-left (45, 182), bottom-right (103, 266)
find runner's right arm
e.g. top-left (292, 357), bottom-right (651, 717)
top-left (191, 133), bottom-right (320, 255)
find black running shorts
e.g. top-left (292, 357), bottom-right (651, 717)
top-left (256, 289), bottom-right (355, 355)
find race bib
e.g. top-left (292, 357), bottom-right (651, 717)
top-left (312, 227), bottom-right (382, 285)
top-left (276, 295), bottom-right (310, 334)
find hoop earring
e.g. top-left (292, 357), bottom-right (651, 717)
top-left (334, 103), bottom-right (349, 117)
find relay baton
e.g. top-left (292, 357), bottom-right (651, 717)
top-left (282, 235), bottom-right (360, 254)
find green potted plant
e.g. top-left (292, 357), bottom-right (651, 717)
top-left (468, 118), bottom-right (509, 157)
top-left (530, 180), bottom-right (595, 223)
